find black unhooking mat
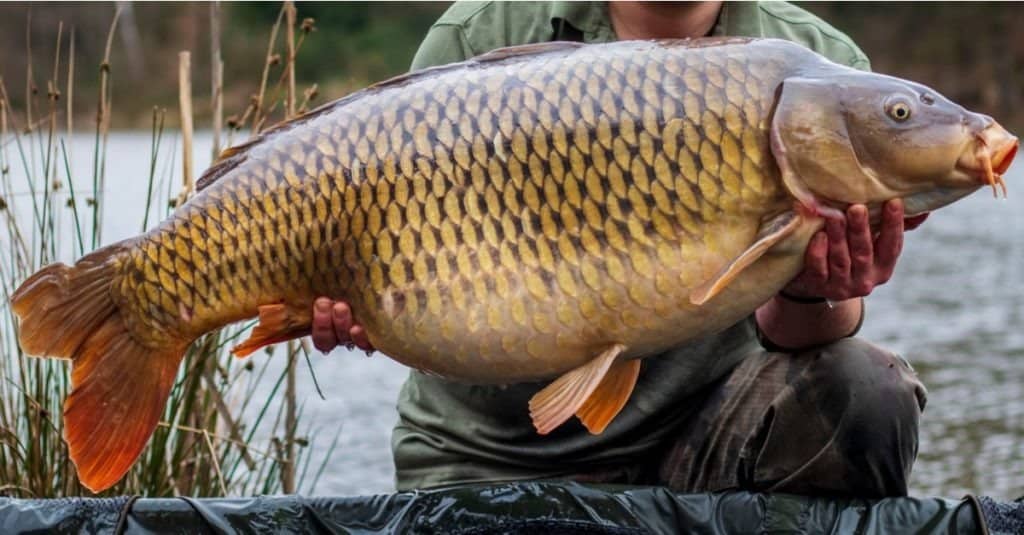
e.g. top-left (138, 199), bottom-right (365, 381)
top-left (0, 482), bottom-right (1020, 534)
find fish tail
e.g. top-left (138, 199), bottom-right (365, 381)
top-left (11, 242), bottom-right (187, 493)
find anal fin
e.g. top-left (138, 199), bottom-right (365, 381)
top-left (231, 303), bottom-right (312, 358)
top-left (690, 210), bottom-right (802, 306)
top-left (528, 344), bottom-right (629, 435)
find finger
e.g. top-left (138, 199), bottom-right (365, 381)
top-left (846, 205), bottom-right (875, 295)
top-left (904, 212), bottom-right (929, 231)
top-left (784, 231), bottom-right (828, 297)
top-left (874, 199), bottom-right (905, 283)
top-left (332, 301), bottom-right (354, 346)
top-left (802, 230), bottom-right (829, 284)
top-left (825, 215), bottom-right (851, 289)
top-left (311, 298), bottom-right (337, 353)
top-left (350, 325), bottom-right (375, 351)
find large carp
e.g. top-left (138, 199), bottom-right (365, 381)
top-left (11, 38), bottom-right (1019, 492)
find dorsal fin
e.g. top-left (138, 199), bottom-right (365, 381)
top-left (357, 41), bottom-right (586, 96)
top-left (195, 97), bottom-right (345, 192)
top-left (473, 41), bottom-right (586, 62)
top-left (652, 36), bottom-right (757, 49)
top-left (194, 41), bottom-right (589, 193)
top-left (194, 143), bottom-right (253, 192)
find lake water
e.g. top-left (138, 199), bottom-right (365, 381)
top-left (2, 132), bottom-right (1022, 500)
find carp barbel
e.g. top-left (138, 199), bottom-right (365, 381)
top-left (11, 38), bottom-right (1018, 491)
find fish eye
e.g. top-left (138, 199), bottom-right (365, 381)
top-left (885, 97), bottom-right (913, 122)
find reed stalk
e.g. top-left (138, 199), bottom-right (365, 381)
top-left (24, 11), bottom-right (34, 136)
top-left (210, 2), bottom-right (224, 160)
top-left (282, 343), bottom-right (298, 494)
top-left (285, 2), bottom-right (297, 119)
top-left (280, 1), bottom-right (299, 495)
top-left (251, 6), bottom-right (286, 134)
top-left (91, 6), bottom-right (120, 249)
top-left (178, 51), bottom-right (194, 200)
top-left (65, 28), bottom-right (74, 165)
top-left (0, 3), bottom-right (337, 498)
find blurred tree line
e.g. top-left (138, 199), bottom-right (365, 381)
top-left (803, 3), bottom-right (1022, 129)
top-left (1, 2), bottom-right (448, 129)
top-left (0, 2), bottom-right (1020, 131)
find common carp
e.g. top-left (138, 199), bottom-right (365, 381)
top-left (11, 38), bottom-right (1019, 492)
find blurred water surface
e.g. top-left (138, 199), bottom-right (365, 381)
top-left (4, 132), bottom-right (1022, 499)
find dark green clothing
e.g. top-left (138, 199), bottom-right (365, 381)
top-left (574, 339), bottom-right (927, 498)
top-left (396, 321), bottom-right (760, 489)
top-left (393, 1), bottom-right (881, 492)
top-left (410, 1), bottom-right (870, 71)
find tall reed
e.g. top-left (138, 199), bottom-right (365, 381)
top-left (0, 4), bottom-right (335, 497)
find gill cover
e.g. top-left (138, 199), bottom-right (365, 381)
top-left (770, 77), bottom-right (890, 218)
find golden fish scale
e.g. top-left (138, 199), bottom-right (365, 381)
top-left (115, 41), bottom-right (803, 381)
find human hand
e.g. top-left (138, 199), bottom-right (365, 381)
top-left (310, 297), bottom-right (375, 353)
top-left (783, 199), bottom-right (928, 301)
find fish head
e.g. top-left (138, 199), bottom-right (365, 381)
top-left (771, 71), bottom-right (1018, 218)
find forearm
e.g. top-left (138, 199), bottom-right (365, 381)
top-left (754, 295), bottom-right (864, 350)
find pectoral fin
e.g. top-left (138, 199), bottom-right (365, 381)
top-left (529, 344), bottom-right (632, 435)
top-left (690, 211), bottom-right (802, 305)
top-left (231, 303), bottom-right (313, 358)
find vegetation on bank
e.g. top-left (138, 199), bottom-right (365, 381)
top-left (2, 2), bottom-right (446, 129)
top-left (2, 2), bottom-right (1020, 131)
top-left (0, 3), bottom-right (335, 497)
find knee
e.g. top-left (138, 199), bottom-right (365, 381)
top-left (800, 338), bottom-right (928, 424)
top-left (748, 339), bottom-right (927, 496)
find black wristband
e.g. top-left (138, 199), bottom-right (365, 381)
top-left (777, 290), bottom-right (828, 304)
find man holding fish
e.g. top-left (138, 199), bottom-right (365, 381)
top-left (311, 1), bottom-right (933, 497)
top-left (13, 0), bottom-right (1017, 495)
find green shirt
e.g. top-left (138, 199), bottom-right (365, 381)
top-left (411, 1), bottom-right (870, 71)
top-left (392, 1), bottom-right (870, 491)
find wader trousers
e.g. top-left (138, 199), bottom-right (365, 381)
top-left (394, 338), bottom-right (927, 498)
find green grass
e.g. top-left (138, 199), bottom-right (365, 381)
top-left (0, 4), bottom-right (337, 497)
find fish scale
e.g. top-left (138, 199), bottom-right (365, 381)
top-left (115, 39), bottom-right (789, 377)
top-left (19, 37), bottom-right (1013, 491)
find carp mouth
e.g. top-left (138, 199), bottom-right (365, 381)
top-left (958, 124), bottom-right (1019, 198)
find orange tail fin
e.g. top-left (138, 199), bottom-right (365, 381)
top-left (11, 243), bottom-right (187, 493)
